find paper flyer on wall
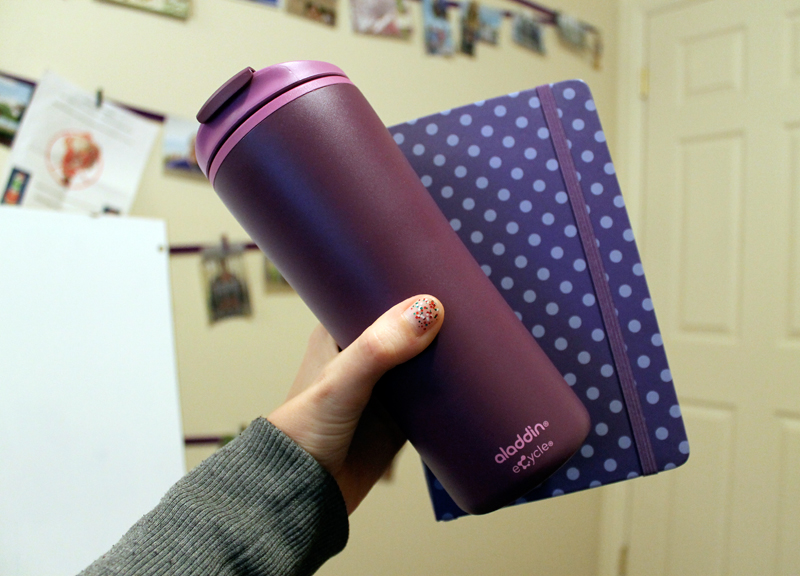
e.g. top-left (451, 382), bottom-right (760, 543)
top-left (0, 71), bottom-right (159, 215)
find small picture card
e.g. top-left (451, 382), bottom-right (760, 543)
top-left (98, 0), bottom-right (191, 19)
top-left (477, 5), bottom-right (502, 45)
top-left (512, 13), bottom-right (546, 54)
top-left (163, 115), bottom-right (203, 177)
top-left (264, 256), bottom-right (294, 293)
top-left (287, 0), bottom-right (337, 26)
top-left (422, 0), bottom-right (454, 56)
top-left (459, 1), bottom-right (480, 56)
top-left (1, 168), bottom-right (31, 205)
top-left (241, 0), bottom-right (281, 6)
top-left (202, 243), bottom-right (253, 323)
top-left (0, 73), bottom-right (35, 147)
top-left (350, 0), bottom-right (412, 38)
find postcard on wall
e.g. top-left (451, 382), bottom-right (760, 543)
top-left (0, 73), bottom-right (35, 147)
top-left (163, 115), bottom-right (203, 176)
top-left (287, 0), bottom-right (337, 26)
top-left (422, 0), bottom-right (454, 56)
top-left (240, 0), bottom-right (281, 7)
top-left (512, 13), bottom-right (545, 54)
top-left (202, 243), bottom-right (253, 323)
top-left (350, 0), bottom-right (412, 38)
top-left (98, 0), bottom-right (191, 19)
top-left (0, 71), bottom-right (159, 215)
top-left (477, 5), bottom-right (502, 45)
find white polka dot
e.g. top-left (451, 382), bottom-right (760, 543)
top-left (600, 364), bottom-right (614, 377)
top-left (492, 242), bottom-right (505, 255)
top-left (604, 162), bottom-right (615, 175)
top-left (568, 315), bottom-right (582, 329)
top-left (459, 114), bottom-right (472, 126)
top-left (591, 182), bottom-right (603, 195)
top-left (480, 125), bottom-right (494, 138)
top-left (572, 118), bottom-right (585, 131)
top-left (470, 231), bottom-right (483, 243)
top-left (565, 225), bottom-right (577, 237)
top-left (468, 145), bottom-right (480, 157)
top-left (537, 127), bottom-right (549, 139)
top-left (563, 87), bottom-right (576, 100)
top-left (679, 441), bottom-right (690, 454)
top-left (586, 387), bottom-right (599, 400)
top-left (520, 200), bottom-right (533, 213)
top-left (484, 209), bottom-right (496, 222)
top-left (581, 445), bottom-right (594, 457)
top-left (494, 105), bottom-right (507, 117)
top-left (462, 197), bottom-right (475, 210)
top-left (503, 136), bottom-right (515, 148)
top-left (537, 268), bottom-right (550, 280)
top-left (566, 468), bottom-right (580, 481)
top-left (441, 186), bottom-right (453, 198)
top-left (550, 246), bottom-right (563, 259)
top-left (406, 119), bottom-right (417, 125)
top-left (440, 109), bottom-right (451, 116)
top-left (516, 116), bottom-right (528, 128)
top-left (627, 472), bottom-right (639, 479)
top-left (639, 356), bottom-right (652, 370)
top-left (532, 324), bottom-right (545, 338)
top-left (661, 369), bottom-right (672, 382)
top-left (633, 263), bottom-right (644, 276)
top-left (624, 229), bottom-right (635, 242)
top-left (524, 147), bottom-right (537, 160)
top-left (600, 216), bottom-right (613, 229)
top-left (515, 311), bottom-right (523, 321)
top-left (560, 281), bottom-right (573, 294)
top-left (614, 195), bottom-right (625, 208)
top-left (582, 150), bottom-right (594, 162)
top-left (655, 427), bottom-right (669, 440)
top-left (670, 405), bottom-right (681, 418)
top-left (511, 167), bottom-right (524, 180)
top-left (543, 213), bottom-right (555, 226)
top-left (425, 123), bottom-right (438, 135)
top-left (515, 255), bottom-right (528, 268)
top-left (583, 293), bottom-right (596, 306)
top-left (643, 298), bottom-right (654, 311)
top-left (481, 264), bottom-right (491, 276)
top-left (646, 391), bottom-right (659, 404)
top-left (450, 218), bottom-right (461, 231)
top-left (651, 333), bottom-right (663, 346)
top-left (420, 175), bottom-right (432, 187)
top-left (498, 188), bottom-right (510, 201)
top-left (577, 351), bottom-right (591, 364)
top-left (595, 423), bottom-right (608, 436)
top-left (476, 176), bottom-right (488, 189)
top-left (595, 130), bottom-right (606, 142)
top-left (455, 165), bottom-right (467, 178)
top-left (546, 302), bottom-right (559, 315)
top-left (501, 277), bottom-right (514, 289)
top-left (592, 329), bottom-right (605, 342)
top-left (529, 96), bottom-right (541, 108)
top-left (434, 154), bottom-right (446, 166)
top-left (489, 156), bottom-right (502, 168)
top-left (585, 99), bottom-right (596, 111)
top-left (555, 191), bottom-right (568, 204)
top-left (523, 289), bottom-right (536, 303)
top-left (609, 250), bottom-right (622, 263)
top-left (546, 159), bottom-right (559, 171)
top-left (619, 285), bottom-right (632, 298)
top-left (555, 337), bottom-right (568, 351)
top-left (474, 100), bottom-right (485, 106)
top-left (413, 144), bottom-right (425, 156)
top-left (447, 134), bottom-right (459, 146)
top-left (609, 400), bottom-right (623, 413)
top-left (533, 179), bottom-right (546, 192)
top-left (393, 133), bottom-right (405, 144)
top-left (618, 436), bottom-right (632, 449)
top-left (528, 234), bottom-right (541, 246)
top-left (590, 480), bottom-right (602, 488)
top-left (564, 373), bottom-right (577, 385)
top-left (628, 319), bottom-right (641, 333)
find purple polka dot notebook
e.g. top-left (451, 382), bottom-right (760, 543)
top-left (387, 80), bottom-right (689, 521)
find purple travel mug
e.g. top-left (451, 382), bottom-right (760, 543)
top-left (195, 62), bottom-right (590, 515)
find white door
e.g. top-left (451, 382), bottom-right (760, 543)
top-left (605, 1), bottom-right (800, 575)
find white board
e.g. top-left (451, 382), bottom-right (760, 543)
top-left (0, 206), bottom-right (185, 575)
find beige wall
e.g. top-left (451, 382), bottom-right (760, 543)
top-left (0, 0), bottom-right (618, 574)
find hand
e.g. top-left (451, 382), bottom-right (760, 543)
top-left (268, 295), bottom-right (443, 514)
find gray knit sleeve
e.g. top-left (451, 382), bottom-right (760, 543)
top-left (78, 418), bottom-right (349, 576)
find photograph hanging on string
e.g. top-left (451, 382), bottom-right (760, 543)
top-left (477, 5), bottom-right (502, 45)
top-left (98, 0), bottom-right (191, 19)
top-left (202, 242), bottom-right (253, 324)
top-left (264, 256), bottom-right (294, 293)
top-left (459, 1), bottom-right (480, 56)
top-left (287, 0), bottom-right (337, 26)
top-left (422, 0), bottom-right (454, 56)
top-left (350, 0), bottom-right (412, 38)
top-left (512, 13), bottom-right (546, 54)
top-left (163, 115), bottom-right (203, 177)
top-left (0, 73), bottom-right (35, 148)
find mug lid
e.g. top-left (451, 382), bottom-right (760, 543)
top-left (195, 61), bottom-right (348, 177)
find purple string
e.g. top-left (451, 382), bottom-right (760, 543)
top-left (537, 84), bottom-right (658, 476)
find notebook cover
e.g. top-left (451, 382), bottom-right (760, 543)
top-left (387, 80), bottom-right (690, 521)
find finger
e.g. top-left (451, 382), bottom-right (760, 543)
top-left (312, 295), bottom-right (444, 421)
top-left (286, 324), bottom-right (339, 400)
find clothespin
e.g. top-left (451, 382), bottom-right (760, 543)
top-left (96, 88), bottom-right (103, 108)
